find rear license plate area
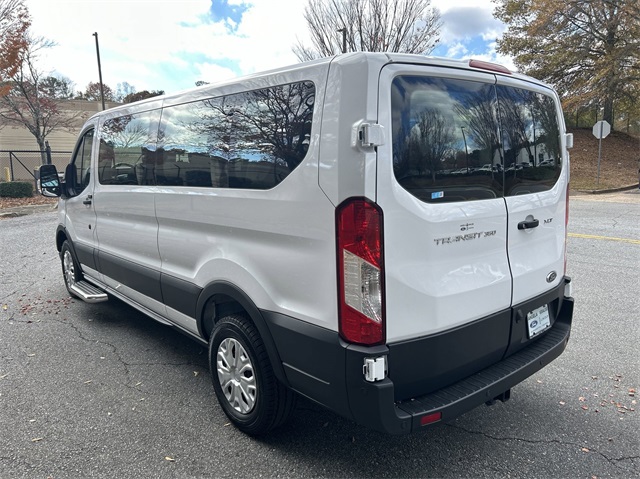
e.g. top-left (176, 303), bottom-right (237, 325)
top-left (527, 304), bottom-right (550, 338)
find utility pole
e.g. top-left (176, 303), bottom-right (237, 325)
top-left (461, 126), bottom-right (469, 172)
top-left (337, 27), bottom-right (347, 53)
top-left (92, 32), bottom-right (106, 110)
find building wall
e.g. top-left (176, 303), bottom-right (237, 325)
top-left (0, 100), bottom-right (121, 151)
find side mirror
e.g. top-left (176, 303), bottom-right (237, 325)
top-left (39, 164), bottom-right (61, 197)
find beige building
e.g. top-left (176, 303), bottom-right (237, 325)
top-left (0, 99), bottom-right (121, 152)
top-left (1, 100), bottom-right (120, 182)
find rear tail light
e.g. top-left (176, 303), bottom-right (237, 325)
top-left (336, 198), bottom-right (385, 345)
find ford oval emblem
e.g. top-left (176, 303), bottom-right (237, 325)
top-left (546, 271), bottom-right (557, 283)
top-left (530, 320), bottom-right (538, 328)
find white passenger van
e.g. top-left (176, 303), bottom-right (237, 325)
top-left (39, 52), bottom-right (574, 435)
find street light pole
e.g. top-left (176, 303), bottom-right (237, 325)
top-left (92, 32), bottom-right (106, 110)
top-left (337, 27), bottom-right (347, 53)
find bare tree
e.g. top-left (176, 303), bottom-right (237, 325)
top-left (294, 0), bottom-right (442, 61)
top-left (455, 88), bottom-right (501, 168)
top-left (0, 35), bottom-right (85, 163)
top-left (497, 88), bottom-right (534, 165)
top-left (115, 81), bottom-right (136, 102)
top-left (410, 108), bottom-right (455, 182)
top-left (101, 115), bottom-right (150, 149)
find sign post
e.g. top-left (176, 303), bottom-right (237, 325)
top-left (592, 120), bottom-right (611, 185)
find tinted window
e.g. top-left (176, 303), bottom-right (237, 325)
top-left (68, 129), bottom-right (94, 196)
top-left (98, 110), bottom-right (161, 185)
top-left (496, 86), bottom-right (561, 196)
top-left (157, 81), bottom-right (315, 189)
top-left (391, 76), bottom-right (561, 203)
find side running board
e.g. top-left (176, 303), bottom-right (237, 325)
top-left (70, 281), bottom-right (108, 303)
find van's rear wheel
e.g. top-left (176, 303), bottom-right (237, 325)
top-left (61, 240), bottom-right (82, 298)
top-left (209, 314), bottom-right (296, 435)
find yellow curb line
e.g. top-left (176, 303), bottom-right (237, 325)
top-left (568, 233), bottom-right (640, 245)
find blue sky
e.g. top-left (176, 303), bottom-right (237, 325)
top-left (209, 0), bottom-right (247, 27)
top-left (24, 0), bottom-right (511, 97)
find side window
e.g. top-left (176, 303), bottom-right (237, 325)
top-left (156, 96), bottom-right (229, 187)
top-left (98, 110), bottom-right (161, 185)
top-left (67, 129), bottom-right (94, 196)
top-left (156, 81), bottom-right (315, 189)
top-left (229, 82), bottom-right (314, 189)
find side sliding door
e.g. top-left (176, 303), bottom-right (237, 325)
top-left (93, 106), bottom-right (165, 314)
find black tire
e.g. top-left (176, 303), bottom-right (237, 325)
top-left (60, 240), bottom-right (83, 298)
top-left (209, 314), bottom-right (296, 435)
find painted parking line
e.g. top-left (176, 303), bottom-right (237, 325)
top-left (568, 233), bottom-right (640, 245)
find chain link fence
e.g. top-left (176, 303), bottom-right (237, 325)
top-left (0, 150), bottom-right (72, 190)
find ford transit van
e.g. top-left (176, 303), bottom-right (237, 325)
top-left (40, 52), bottom-right (574, 435)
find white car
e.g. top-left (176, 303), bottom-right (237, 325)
top-left (40, 52), bottom-right (575, 436)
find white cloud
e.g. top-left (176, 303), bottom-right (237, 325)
top-left (23, 0), bottom-right (510, 95)
top-left (446, 42), bottom-right (469, 58)
top-left (429, 0), bottom-right (513, 70)
top-left (26, 0), bottom-right (218, 92)
top-left (194, 62), bottom-right (237, 84)
top-left (436, 6), bottom-right (504, 44)
top-left (25, 0), bottom-right (308, 94)
top-left (226, 0), bottom-right (310, 73)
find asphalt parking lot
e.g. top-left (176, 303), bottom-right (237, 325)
top-left (1, 190), bottom-right (638, 478)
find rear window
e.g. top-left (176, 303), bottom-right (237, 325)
top-left (391, 76), bottom-right (561, 203)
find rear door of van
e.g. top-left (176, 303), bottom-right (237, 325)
top-left (377, 64), bottom-right (512, 345)
top-left (376, 62), bottom-right (569, 392)
top-left (496, 75), bottom-right (568, 306)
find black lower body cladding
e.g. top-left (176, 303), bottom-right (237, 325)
top-left (264, 278), bottom-right (574, 434)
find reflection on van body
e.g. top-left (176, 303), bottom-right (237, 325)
top-left (392, 76), bottom-right (561, 203)
top-left (156, 81), bottom-right (314, 189)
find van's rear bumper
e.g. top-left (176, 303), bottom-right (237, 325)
top-left (263, 290), bottom-right (573, 435)
top-left (344, 296), bottom-right (573, 434)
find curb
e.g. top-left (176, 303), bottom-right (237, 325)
top-left (0, 211), bottom-right (26, 218)
top-left (0, 203), bottom-right (57, 219)
top-left (573, 184), bottom-right (639, 195)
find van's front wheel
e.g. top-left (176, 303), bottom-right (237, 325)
top-left (209, 314), bottom-right (296, 435)
top-left (61, 240), bottom-right (82, 298)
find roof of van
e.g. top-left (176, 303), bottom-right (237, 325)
top-left (87, 52), bottom-right (549, 120)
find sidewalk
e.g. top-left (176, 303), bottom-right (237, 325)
top-left (571, 187), bottom-right (640, 204)
top-left (0, 202), bottom-right (58, 219)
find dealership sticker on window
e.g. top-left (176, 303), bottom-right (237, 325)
top-left (527, 304), bottom-right (551, 338)
top-left (431, 191), bottom-right (444, 200)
